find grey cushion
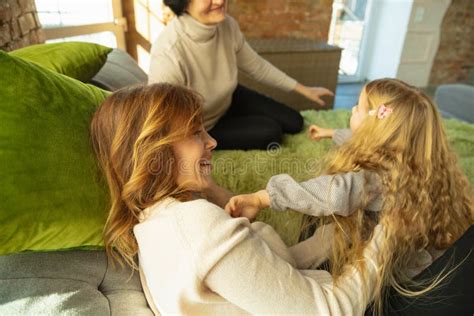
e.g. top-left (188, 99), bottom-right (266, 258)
top-left (0, 250), bottom-right (153, 315)
top-left (434, 84), bottom-right (474, 123)
top-left (90, 49), bottom-right (148, 91)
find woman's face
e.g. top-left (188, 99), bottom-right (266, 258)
top-left (173, 124), bottom-right (217, 192)
top-left (186, 0), bottom-right (226, 25)
top-left (350, 87), bottom-right (370, 132)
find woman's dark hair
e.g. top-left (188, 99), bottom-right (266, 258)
top-left (164, 0), bottom-right (190, 16)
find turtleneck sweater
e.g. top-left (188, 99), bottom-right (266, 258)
top-left (148, 14), bottom-right (298, 130)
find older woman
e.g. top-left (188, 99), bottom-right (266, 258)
top-left (149, 0), bottom-right (334, 150)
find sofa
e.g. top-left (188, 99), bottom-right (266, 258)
top-left (0, 43), bottom-right (473, 315)
top-left (435, 83), bottom-right (474, 124)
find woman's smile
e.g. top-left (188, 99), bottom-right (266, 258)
top-left (199, 155), bottom-right (213, 174)
top-left (210, 5), bottom-right (224, 12)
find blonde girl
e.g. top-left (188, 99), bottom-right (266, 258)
top-left (226, 78), bottom-right (473, 314)
top-left (91, 83), bottom-right (385, 315)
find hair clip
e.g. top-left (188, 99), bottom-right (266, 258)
top-left (369, 104), bottom-right (393, 119)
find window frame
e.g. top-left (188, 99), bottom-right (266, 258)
top-left (40, 0), bottom-right (127, 49)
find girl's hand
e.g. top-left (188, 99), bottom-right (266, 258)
top-left (225, 190), bottom-right (270, 220)
top-left (308, 125), bottom-right (335, 141)
top-left (201, 181), bottom-right (235, 209)
top-left (294, 84), bottom-right (334, 107)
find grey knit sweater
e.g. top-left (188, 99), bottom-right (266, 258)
top-left (267, 128), bottom-right (439, 277)
top-left (267, 128), bottom-right (384, 216)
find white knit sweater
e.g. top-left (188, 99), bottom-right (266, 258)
top-left (134, 197), bottom-right (383, 315)
top-left (148, 14), bottom-right (297, 130)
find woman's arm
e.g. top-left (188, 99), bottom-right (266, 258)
top-left (227, 16), bottom-right (333, 106)
top-left (148, 52), bottom-right (185, 85)
top-left (182, 202), bottom-right (384, 315)
top-left (236, 43), bottom-right (333, 107)
top-left (236, 40), bottom-right (298, 93)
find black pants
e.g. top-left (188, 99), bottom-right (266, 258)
top-left (209, 85), bottom-right (303, 150)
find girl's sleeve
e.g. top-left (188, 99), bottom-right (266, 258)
top-left (266, 171), bottom-right (383, 216)
top-left (333, 128), bottom-right (352, 146)
top-left (226, 16), bottom-right (297, 93)
top-left (180, 201), bottom-right (384, 315)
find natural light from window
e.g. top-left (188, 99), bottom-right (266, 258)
top-left (46, 32), bottom-right (117, 48)
top-left (36, 0), bottom-right (113, 27)
top-left (35, 0), bottom-right (118, 47)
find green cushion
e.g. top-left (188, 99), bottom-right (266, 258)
top-left (9, 42), bottom-right (112, 82)
top-left (0, 51), bottom-right (110, 255)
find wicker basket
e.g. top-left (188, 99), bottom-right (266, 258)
top-left (238, 38), bottom-right (341, 110)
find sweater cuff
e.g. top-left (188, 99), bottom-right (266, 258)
top-left (333, 128), bottom-right (352, 146)
top-left (282, 78), bottom-right (298, 93)
top-left (266, 175), bottom-right (290, 212)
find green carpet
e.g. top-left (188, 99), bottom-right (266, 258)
top-left (211, 110), bottom-right (474, 246)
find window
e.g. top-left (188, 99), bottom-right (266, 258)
top-left (328, 0), bottom-right (371, 81)
top-left (36, 0), bottom-right (126, 49)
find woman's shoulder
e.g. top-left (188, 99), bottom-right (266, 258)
top-left (141, 197), bottom-right (228, 223)
top-left (172, 197), bottom-right (224, 213)
top-left (150, 20), bottom-right (182, 56)
top-left (139, 197), bottom-right (251, 238)
top-left (174, 198), bottom-right (231, 223)
top-left (175, 198), bottom-right (250, 236)
top-left (151, 198), bottom-right (250, 251)
top-left (135, 198), bottom-right (234, 240)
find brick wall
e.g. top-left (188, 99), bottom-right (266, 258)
top-left (429, 0), bottom-right (474, 85)
top-left (124, 0), bottom-right (335, 61)
top-left (227, 0), bottom-right (333, 41)
top-left (0, 0), bottom-right (45, 52)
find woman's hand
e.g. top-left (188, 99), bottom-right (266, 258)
top-left (308, 125), bottom-right (335, 141)
top-left (294, 83), bottom-right (334, 107)
top-left (225, 190), bottom-right (270, 220)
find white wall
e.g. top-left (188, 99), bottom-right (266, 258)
top-left (361, 0), bottom-right (451, 87)
top-left (397, 0), bottom-right (451, 86)
top-left (362, 0), bottom-right (413, 80)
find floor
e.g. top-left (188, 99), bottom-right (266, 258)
top-left (334, 82), bottom-right (365, 110)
